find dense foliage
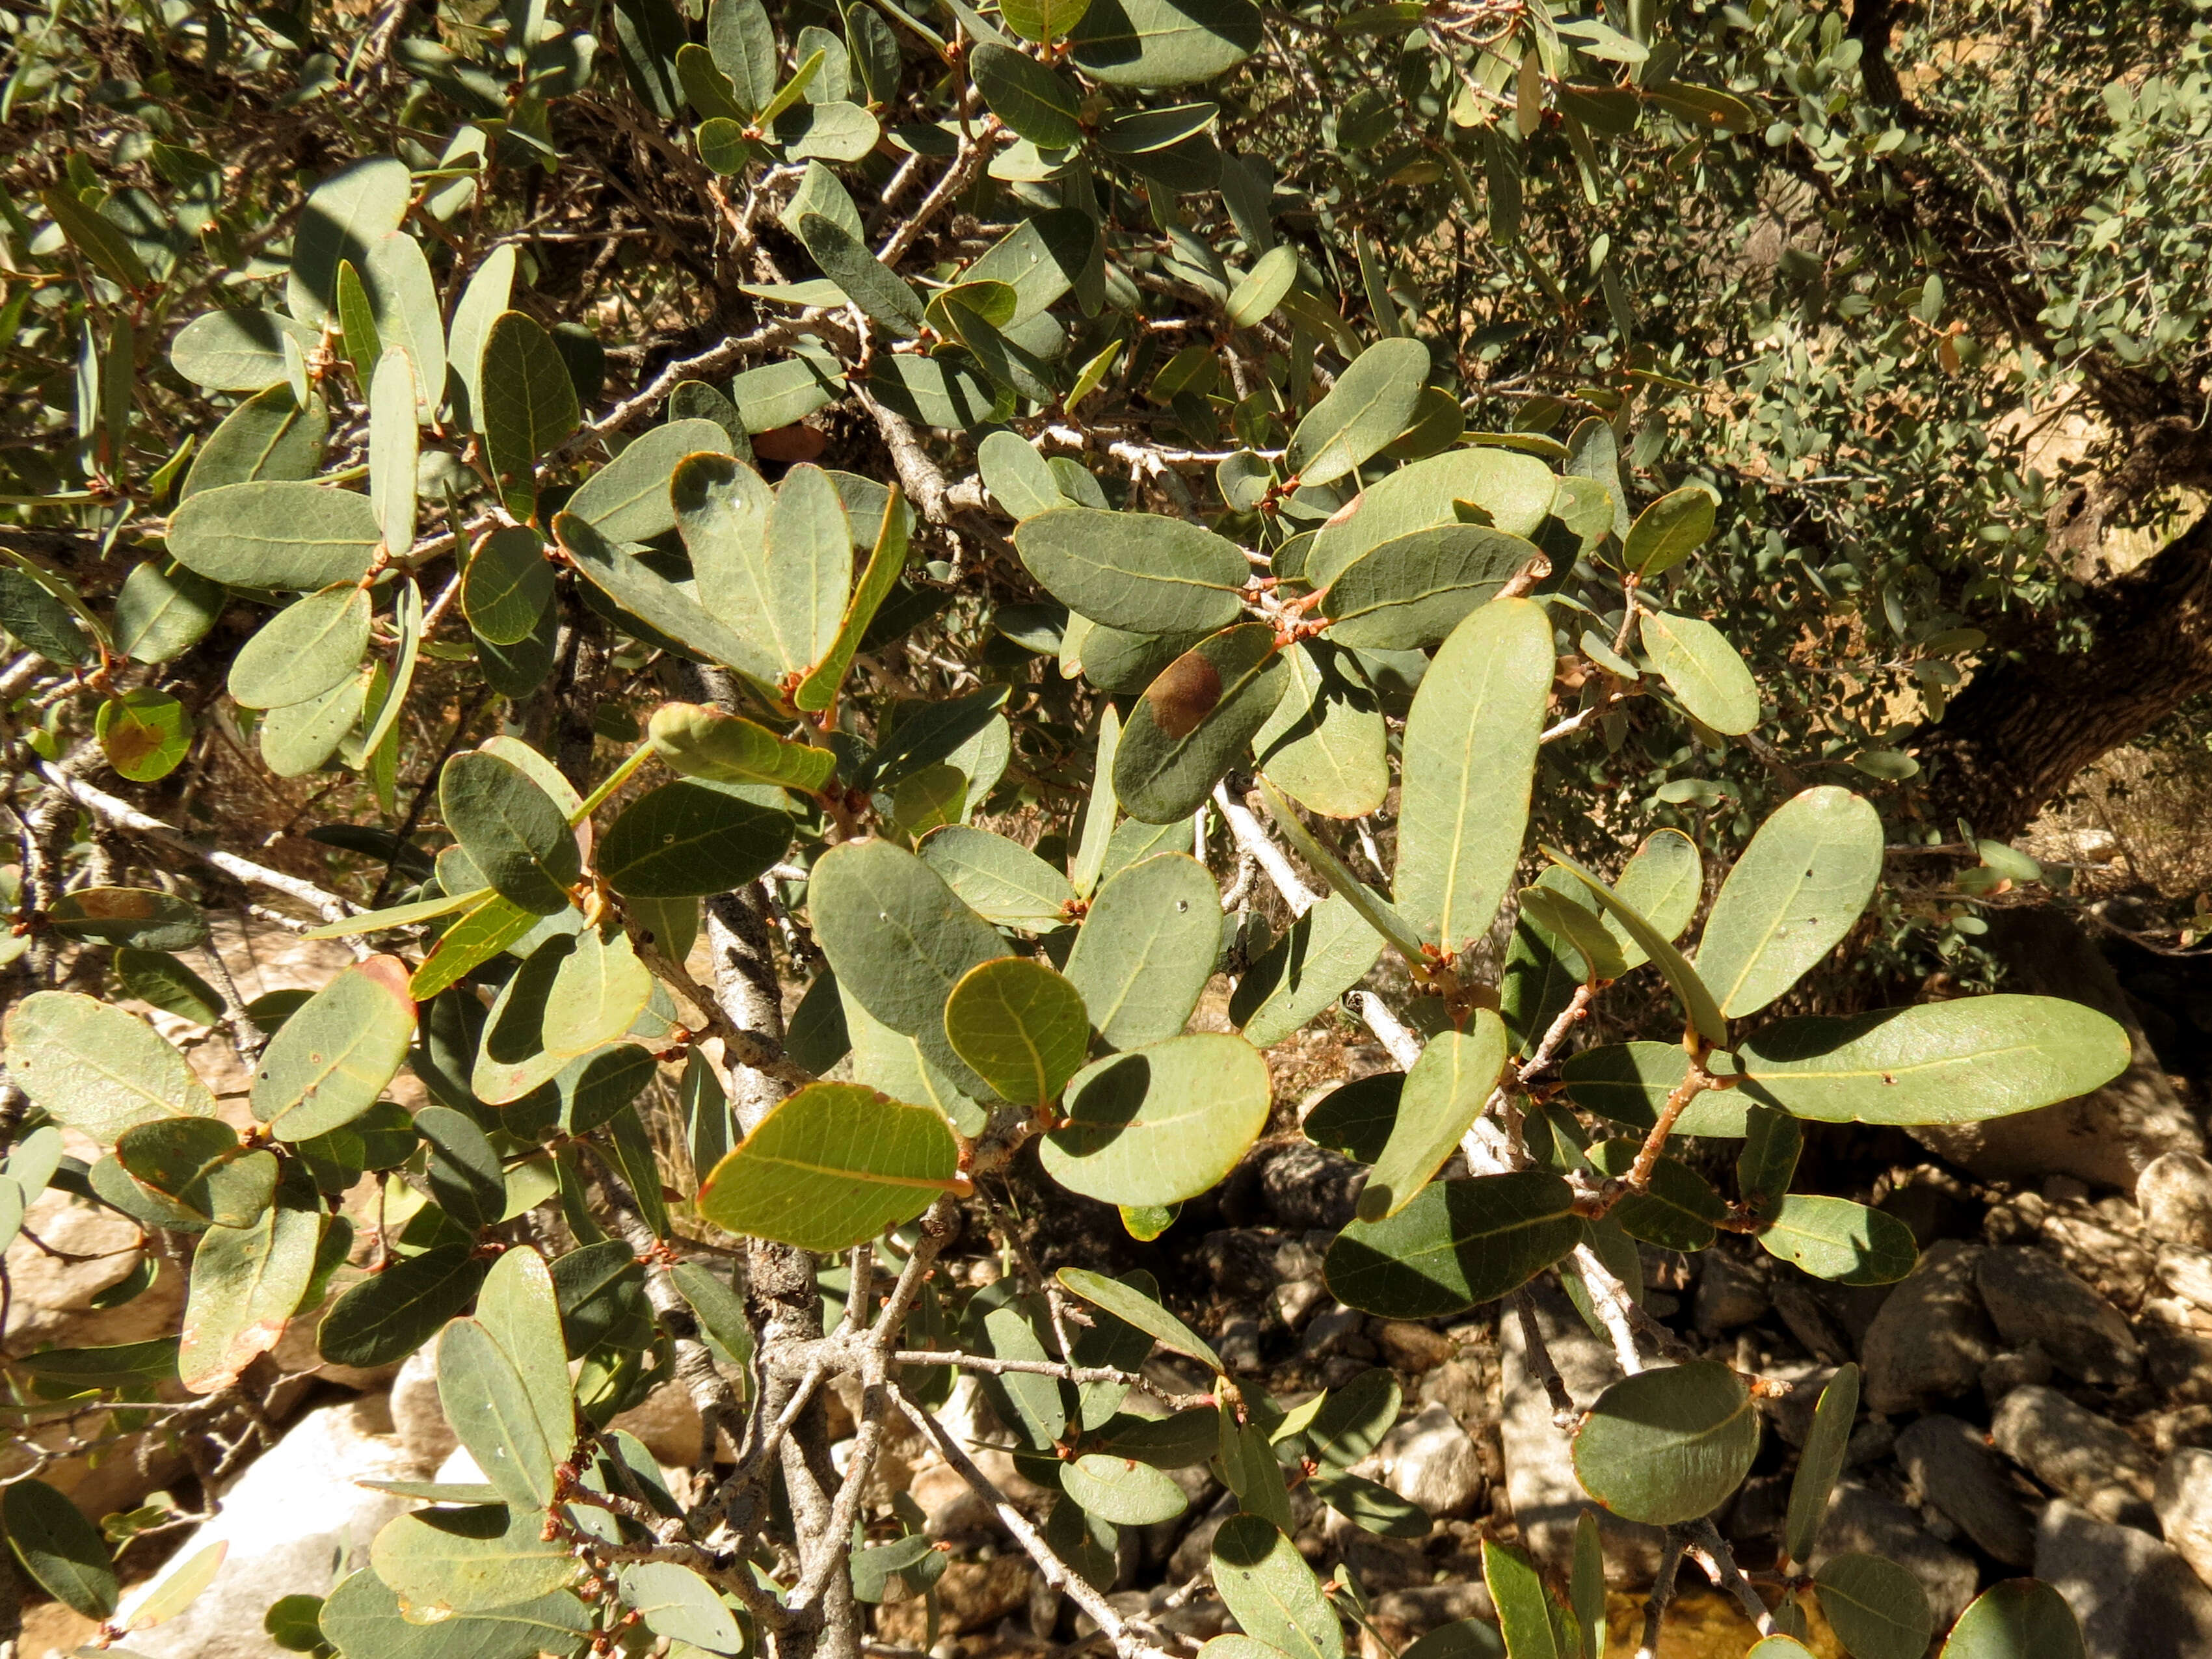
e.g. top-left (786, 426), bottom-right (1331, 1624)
top-left (1, 0), bottom-right (2202, 1655)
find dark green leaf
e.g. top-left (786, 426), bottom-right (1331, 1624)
top-left (1325, 1171), bottom-right (1580, 1318)
top-left (1116, 623), bottom-right (1288, 823)
top-left (1735, 996), bottom-right (2131, 1126)
top-left (1571, 1360), bottom-right (1759, 1524)
top-left (3, 1478), bottom-right (118, 1619)
top-left (598, 778), bottom-right (793, 899)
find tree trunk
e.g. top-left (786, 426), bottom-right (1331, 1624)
top-left (1911, 507), bottom-right (2212, 841)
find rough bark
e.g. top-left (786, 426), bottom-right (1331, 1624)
top-left (1911, 507), bottom-right (2212, 840)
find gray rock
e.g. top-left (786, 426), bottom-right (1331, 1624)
top-left (1301, 1305), bottom-right (1368, 1360)
top-left (1274, 1276), bottom-right (1329, 1329)
top-left (118, 1399), bottom-right (429, 1659)
top-left (1371, 1582), bottom-right (1495, 1641)
top-left (2037, 1498), bottom-right (2212, 1659)
top-left (1895, 1413), bottom-right (2035, 1564)
top-left (1811, 1478), bottom-right (1980, 1632)
top-left (2160, 1245), bottom-right (2212, 1313)
top-left (1980, 1345), bottom-right (2055, 1401)
top-left (2155, 1448), bottom-right (2212, 1591)
top-left (1417, 1359), bottom-right (1491, 1440)
top-left (1845, 1419), bottom-right (1897, 1470)
top-left (1693, 1248), bottom-right (1772, 1336)
top-left (1499, 1285), bottom-right (1662, 1584)
top-left (2142, 1152), bottom-right (2212, 1249)
top-left (1218, 1312), bottom-right (1264, 1374)
top-left (1376, 1403), bottom-right (1483, 1519)
top-left (1908, 910), bottom-right (2201, 1189)
top-left (386, 1346), bottom-right (455, 1467)
top-left (1993, 1385), bottom-right (2157, 1529)
top-left (1197, 1229), bottom-right (1282, 1297)
top-left (1257, 1139), bottom-right (1366, 1231)
top-left (1976, 1246), bottom-right (2142, 1385)
top-left (1859, 1240), bottom-right (1999, 1414)
top-left (2142, 1297), bottom-right (2212, 1405)
top-left (1323, 1508), bottom-right (1431, 1593)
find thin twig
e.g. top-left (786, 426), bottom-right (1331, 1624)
top-left (893, 1387), bottom-right (1180, 1659)
top-left (36, 763), bottom-right (356, 927)
top-left (1215, 781), bottom-right (1320, 916)
top-left (1636, 1533), bottom-right (1688, 1659)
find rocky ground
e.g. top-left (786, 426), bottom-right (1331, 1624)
top-left (16, 917), bottom-right (2212, 1658)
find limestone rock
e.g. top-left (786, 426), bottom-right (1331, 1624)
top-left (2142, 1296), bottom-right (2212, 1405)
top-left (1993, 1385), bottom-right (2157, 1529)
top-left (1975, 1245), bottom-right (2141, 1386)
top-left (384, 1346), bottom-right (454, 1468)
top-left (914, 1457), bottom-right (998, 1543)
top-left (1370, 1582), bottom-right (1495, 1644)
top-left (2155, 1448), bottom-right (2212, 1592)
top-left (610, 1379), bottom-right (711, 1468)
top-left (2141, 1152), bottom-right (2212, 1249)
top-left (1376, 1402), bottom-right (1483, 1519)
top-left (1499, 1284), bottom-right (1662, 1584)
top-left (1895, 1413), bottom-right (2034, 1565)
top-left (3, 1190), bottom-right (183, 1351)
top-left (118, 1399), bottom-right (431, 1659)
top-left (1859, 1240), bottom-right (1998, 1414)
top-left (1906, 910), bottom-right (2200, 1189)
top-left (2036, 1498), bottom-right (2212, 1659)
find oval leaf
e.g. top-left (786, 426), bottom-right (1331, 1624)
top-left (1063, 852), bottom-right (1220, 1048)
top-left (1696, 786), bottom-right (1882, 1019)
top-left (1735, 995), bottom-right (2131, 1126)
top-left (1939, 1581), bottom-right (2085, 1659)
top-left (1571, 1360), bottom-right (1759, 1524)
top-left (4, 991), bottom-right (217, 1141)
top-left (1210, 1515), bottom-right (1343, 1659)
top-left (598, 778), bottom-right (793, 899)
top-left (1757, 1195), bottom-right (1917, 1286)
top-left (441, 750), bottom-right (583, 916)
top-left (1641, 610), bottom-right (1759, 735)
top-left (1014, 506), bottom-right (1249, 635)
top-left (252, 955), bottom-right (418, 1140)
top-left (1325, 1171), bottom-right (1580, 1318)
top-left (1813, 1553), bottom-right (1932, 1659)
top-left (696, 1081), bottom-right (961, 1250)
top-left (1115, 622), bottom-right (1288, 824)
top-left (168, 481), bottom-right (382, 590)
top-left (1359, 1014), bottom-right (1508, 1221)
top-left (1041, 1032), bottom-right (1270, 1207)
top-left (1287, 337), bottom-right (1430, 489)
top-left (944, 956), bottom-right (1091, 1106)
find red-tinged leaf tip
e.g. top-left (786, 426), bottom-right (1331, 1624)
top-left (358, 953), bottom-right (417, 1015)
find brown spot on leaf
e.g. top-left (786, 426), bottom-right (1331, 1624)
top-left (1145, 650), bottom-right (1222, 739)
top-left (753, 424), bottom-right (827, 463)
top-left (68, 888), bottom-right (159, 921)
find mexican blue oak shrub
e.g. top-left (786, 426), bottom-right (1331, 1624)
top-left (0, 0), bottom-right (2130, 1656)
